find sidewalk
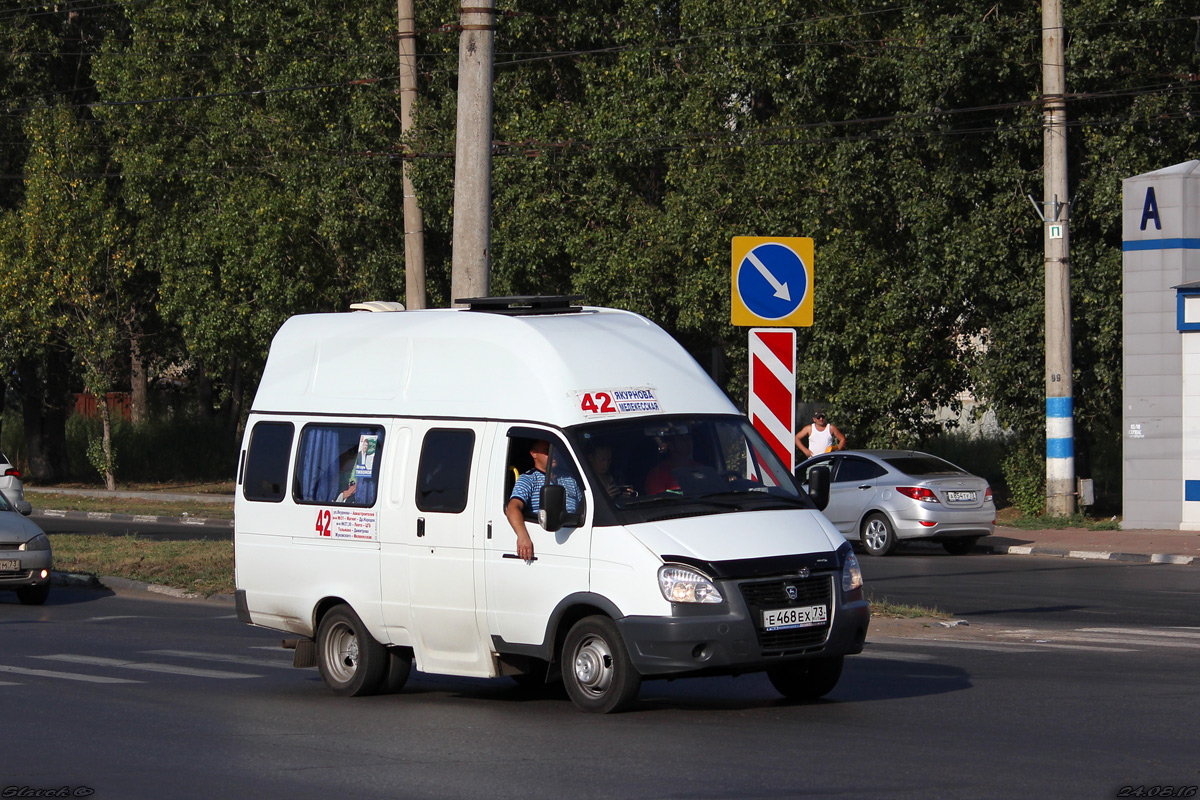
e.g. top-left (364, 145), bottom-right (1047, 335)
top-left (23, 486), bottom-right (1200, 565)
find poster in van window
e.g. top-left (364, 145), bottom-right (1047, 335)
top-left (354, 434), bottom-right (378, 478)
top-left (577, 387), bottom-right (661, 416)
top-left (315, 507), bottom-right (378, 541)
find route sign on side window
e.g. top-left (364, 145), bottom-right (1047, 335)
top-left (731, 237), bottom-right (814, 327)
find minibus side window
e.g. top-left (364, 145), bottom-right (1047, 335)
top-left (416, 429), bottom-right (475, 513)
top-left (294, 424), bottom-right (385, 507)
top-left (243, 422), bottom-right (295, 502)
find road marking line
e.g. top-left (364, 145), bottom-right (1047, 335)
top-left (1078, 627), bottom-right (1200, 639)
top-left (144, 649), bottom-right (294, 669)
top-left (84, 616), bottom-right (147, 622)
top-left (33, 654), bottom-right (260, 679)
top-left (0, 665), bottom-right (141, 684)
top-left (868, 637), bottom-right (1041, 653)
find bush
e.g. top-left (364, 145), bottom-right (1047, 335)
top-left (67, 413), bottom-right (237, 483)
top-left (1001, 436), bottom-right (1046, 516)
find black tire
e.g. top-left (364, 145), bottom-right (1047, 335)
top-left (767, 656), bottom-right (844, 702)
top-left (942, 536), bottom-right (981, 555)
top-left (861, 513), bottom-right (897, 556)
top-left (379, 647), bottom-right (413, 694)
top-left (561, 616), bottom-right (641, 713)
top-left (315, 605), bottom-right (387, 697)
top-left (17, 583), bottom-right (50, 606)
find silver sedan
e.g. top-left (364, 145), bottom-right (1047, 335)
top-left (0, 489), bottom-right (52, 604)
top-left (797, 450), bottom-right (995, 556)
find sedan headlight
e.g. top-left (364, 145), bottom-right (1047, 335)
top-left (658, 565), bottom-right (723, 604)
top-left (841, 549), bottom-right (863, 592)
top-left (23, 533), bottom-right (51, 552)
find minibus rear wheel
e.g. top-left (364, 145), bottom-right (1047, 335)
top-left (316, 604), bottom-right (387, 696)
top-left (562, 616), bottom-right (641, 713)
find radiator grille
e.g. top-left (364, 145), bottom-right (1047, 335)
top-left (739, 574), bottom-right (833, 652)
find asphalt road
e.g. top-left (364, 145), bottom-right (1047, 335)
top-left (2, 556), bottom-right (1198, 800)
top-left (859, 550), bottom-right (1200, 629)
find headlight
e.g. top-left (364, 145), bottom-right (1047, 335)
top-left (841, 549), bottom-right (863, 592)
top-left (23, 533), bottom-right (51, 552)
top-left (658, 565), bottom-right (723, 604)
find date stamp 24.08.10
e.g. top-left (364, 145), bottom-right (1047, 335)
top-left (1117, 788), bottom-right (1198, 798)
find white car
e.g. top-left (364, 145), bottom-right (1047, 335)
top-left (797, 450), bottom-right (996, 556)
top-left (0, 488), bottom-right (51, 605)
top-left (0, 452), bottom-right (32, 515)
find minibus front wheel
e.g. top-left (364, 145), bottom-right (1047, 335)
top-left (562, 615), bottom-right (641, 714)
top-left (316, 604), bottom-right (387, 696)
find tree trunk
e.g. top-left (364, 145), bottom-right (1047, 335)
top-left (100, 400), bottom-right (116, 490)
top-left (130, 335), bottom-right (149, 424)
top-left (18, 354), bottom-right (72, 482)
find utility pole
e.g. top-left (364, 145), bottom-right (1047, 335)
top-left (450, 2), bottom-right (495, 304)
top-left (397, 0), bottom-right (426, 309)
top-left (1042, 0), bottom-right (1076, 516)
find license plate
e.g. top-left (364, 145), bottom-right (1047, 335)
top-left (762, 605), bottom-right (827, 631)
top-left (0, 559), bottom-right (19, 571)
top-left (946, 490), bottom-right (976, 502)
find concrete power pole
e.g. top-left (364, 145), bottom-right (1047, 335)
top-left (397, 0), bottom-right (426, 309)
top-left (450, 2), bottom-right (495, 304)
top-left (1042, 0), bottom-right (1076, 516)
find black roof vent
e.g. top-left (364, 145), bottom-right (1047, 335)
top-left (457, 295), bottom-right (585, 315)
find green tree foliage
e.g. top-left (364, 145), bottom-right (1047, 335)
top-left (0, 0), bottom-right (1196, 498)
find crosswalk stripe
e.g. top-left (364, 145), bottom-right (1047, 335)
top-left (144, 649), bottom-right (294, 670)
top-left (0, 664), bottom-right (141, 684)
top-left (869, 636), bottom-right (1137, 653)
top-left (34, 654), bottom-right (260, 679)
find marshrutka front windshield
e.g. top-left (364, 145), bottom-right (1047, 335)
top-left (568, 415), bottom-right (807, 517)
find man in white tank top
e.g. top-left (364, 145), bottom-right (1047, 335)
top-left (796, 409), bottom-right (846, 458)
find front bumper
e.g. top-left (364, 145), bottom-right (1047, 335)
top-left (617, 574), bottom-right (870, 677)
top-left (0, 550), bottom-right (52, 589)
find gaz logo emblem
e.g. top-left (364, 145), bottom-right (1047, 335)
top-left (785, 585), bottom-right (799, 600)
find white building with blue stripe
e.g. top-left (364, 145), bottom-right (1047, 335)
top-left (1122, 160), bottom-right (1200, 529)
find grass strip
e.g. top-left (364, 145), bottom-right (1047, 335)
top-left (867, 593), bottom-right (950, 620)
top-left (51, 535), bottom-right (235, 597)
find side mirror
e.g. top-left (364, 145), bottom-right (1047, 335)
top-left (805, 466), bottom-right (831, 511)
top-left (15, 500), bottom-right (32, 517)
top-left (538, 484), bottom-right (567, 532)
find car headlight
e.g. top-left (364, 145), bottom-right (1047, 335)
top-left (841, 549), bottom-right (863, 592)
top-left (658, 565), bottom-right (723, 604)
top-left (22, 533), bottom-right (51, 552)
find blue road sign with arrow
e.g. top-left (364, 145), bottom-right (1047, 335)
top-left (731, 237), bottom-right (814, 326)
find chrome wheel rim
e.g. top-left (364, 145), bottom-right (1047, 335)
top-left (323, 620), bottom-right (360, 683)
top-left (572, 634), bottom-right (614, 698)
top-left (864, 519), bottom-right (889, 551)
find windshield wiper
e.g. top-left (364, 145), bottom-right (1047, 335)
top-left (694, 491), bottom-right (812, 510)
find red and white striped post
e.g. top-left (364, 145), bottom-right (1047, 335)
top-left (748, 328), bottom-right (797, 472)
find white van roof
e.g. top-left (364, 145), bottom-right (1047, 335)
top-left (251, 302), bottom-right (737, 426)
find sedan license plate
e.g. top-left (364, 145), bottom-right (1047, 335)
top-left (0, 559), bottom-right (19, 571)
top-left (946, 490), bottom-right (976, 502)
top-left (762, 605), bottom-right (827, 631)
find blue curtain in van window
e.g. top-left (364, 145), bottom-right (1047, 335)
top-left (298, 428), bottom-right (341, 503)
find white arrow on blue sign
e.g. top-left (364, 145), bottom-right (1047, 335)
top-left (736, 242), bottom-right (808, 321)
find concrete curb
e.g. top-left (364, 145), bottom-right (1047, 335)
top-left (34, 508), bottom-right (233, 528)
top-left (50, 570), bottom-right (235, 604)
top-left (980, 541), bottom-right (1196, 566)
